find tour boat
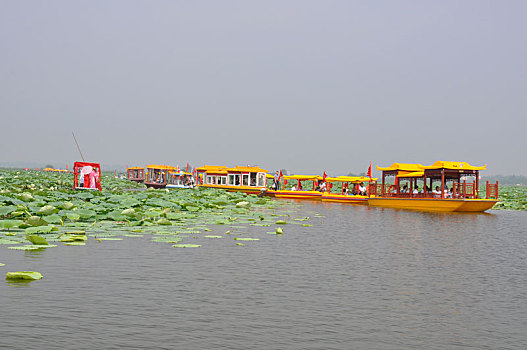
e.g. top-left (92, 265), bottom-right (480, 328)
top-left (321, 176), bottom-right (377, 204)
top-left (367, 161), bottom-right (499, 212)
top-left (265, 175), bottom-right (324, 200)
top-left (126, 166), bottom-right (145, 183)
top-left (144, 164), bottom-right (177, 189)
top-left (166, 170), bottom-right (194, 189)
top-left (195, 165), bottom-right (268, 195)
top-left (73, 161), bottom-right (102, 191)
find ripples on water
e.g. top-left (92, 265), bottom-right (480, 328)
top-left (1, 204), bottom-right (526, 349)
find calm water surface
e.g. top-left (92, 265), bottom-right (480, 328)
top-left (1, 203), bottom-right (526, 350)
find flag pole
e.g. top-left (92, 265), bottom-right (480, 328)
top-left (72, 132), bottom-right (85, 161)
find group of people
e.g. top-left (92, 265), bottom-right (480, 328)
top-left (397, 184), bottom-right (454, 198)
top-left (77, 167), bottom-right (99, 189)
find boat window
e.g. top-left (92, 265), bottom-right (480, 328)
top-left (242, 174), bottom-right (249, 186)
top-left (220, 176), bottom-right (227, 185)
top-left (257, 173), bottom-right (266, 187)
top-left (250, 173), bottom-right (257, 186)
top-left (228, 174), bottom-right (236, 185)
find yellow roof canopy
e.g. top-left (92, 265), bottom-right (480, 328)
top-left (227, 166), bottom-right (268, 173)
top-left (146, 164), bottom-right (177, 170)
top-left (396, 171), bottom-right (424, 178)
top-left (421, 161), bottom-right (486, 171)
top-left (325, 176), bottom-right (377, 183)
top-left (127, 166), bottom-right (144, 170)
top-left (283, 175), bottom-right (322, 181)
top-left (377, 163), bottom-right (424, 172)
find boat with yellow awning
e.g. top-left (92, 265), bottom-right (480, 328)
top-left (265, 174), bottom-right (324, 200)
top-left (367, 161), bottom-right (499, 212)
top-left (126, 166), bottom-right (145, 183)
top-left (167, 170), bottom-right (194, 189)
top-left (321, 176), bottom-right (377, 204)
top-left (195, 165), bottom-right (268, 195)
top-left (144, 164), bottom-right (178, 189)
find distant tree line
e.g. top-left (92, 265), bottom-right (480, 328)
top-left (482, 175), bottom-right (527, 186)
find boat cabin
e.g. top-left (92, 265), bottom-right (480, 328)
top-left (195, 165), bottom-right (268, 193)
top-left (377, 161), bottom-right (499, 199)
top-left (127, 166), bottom-right (145, 183)
top-left (282, 175), bottom-right (323, 191)
top-left (167, 171), bottom-right (194, 188)
top-left (73, 161), bottom-right (102, 191)
top-left (325, 176), bottom-right (377, 195)
top-left (144, 164), bottom-right (177, 189)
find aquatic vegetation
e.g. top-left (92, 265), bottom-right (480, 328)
top-left (0, 168), bottom-right (310, 262)
top-left (6, 271), bottom-right (43, 280)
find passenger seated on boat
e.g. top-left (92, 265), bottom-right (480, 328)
top-left (445, 186), bottom-right (452, 198)
top-left (432, 186), bottom-right (441, 198)
top-left (291, 185), bottom-right (297, 191)
top-left (413, 186), bottom-right (419, 194)
top-left (343, 187), bottom-right (349, 195)
top-left (358, 182), bottom-right (367, 196)
top-left (78, 170), bottom-right (84, 188)
top-left (318, 181), bottom-right (326, 192)
top-left (298, 184), bottom-right (303, 191)
top-left (401, 185), bottom-right (409, 193)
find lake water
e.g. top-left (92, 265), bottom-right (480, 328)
top-left (1, 203), bottom-right (526, 349)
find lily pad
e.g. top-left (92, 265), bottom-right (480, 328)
top-left (172, 244), bottom-right (201, 248)
top-left (6, 271), bottom-right (43, 280)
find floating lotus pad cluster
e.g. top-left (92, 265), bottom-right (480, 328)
top-left (0, 169), bottom-right (319, 261)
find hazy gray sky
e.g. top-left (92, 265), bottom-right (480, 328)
top-left (1, 0), bottom-right (526, 175)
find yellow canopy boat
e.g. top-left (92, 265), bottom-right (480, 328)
top-left (321, 176), bottom-right (377, 204)
top-left (126, 166), bottom-right (145, 183)
top-left (367, 161), bottom-right (499, 212)
top-left (144, 164), bottom-right (178, 189)
top-left (195, 165), bottom-right (268, 195)
top-left (265, 174), bottom-right (324, 200)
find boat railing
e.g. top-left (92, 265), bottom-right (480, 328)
top-left (486, 181), bottom-right (499, 199)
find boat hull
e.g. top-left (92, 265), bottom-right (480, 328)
top-left (130, 179), bottom-right (144, 183)
top-left (197, 184), bottom-right (266, 195)
top-left (166, 184), bottom-right (193, 189)
top-left (367, 198), bottom-right (498, 212)
top-left (144, 182), bottom-right (167, 189)
top-left (321, 193), bottom-right (368, 204)
top-left (265, 190), bottom-right (322, 200)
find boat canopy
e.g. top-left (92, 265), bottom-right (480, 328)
top-left (146, 164), bottom-right (178, 171)
top-left (325, 176), bottom-right (377, 183)
top-left (127, 166), bottom-right (144, 170)
top-left (377, 163), bottom-right (423, 172)
top-left (420, 161), bottom-right (486, 171)
top-left (283, 175), bottom-right (322, 181)
top-left (227, 166), bottom-right (268, 173)
top-left (396, 171), bottom-right (424, 178)
top-left (170, 171), bottom-right (192, 176)
top-left (195, 165), bottom-right (229, 175)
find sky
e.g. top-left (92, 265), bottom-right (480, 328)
top-left (1, 0), bottom-right (526, 176)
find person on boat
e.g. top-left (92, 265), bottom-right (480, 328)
top-left (432, 186), bottom-right (442, 198)
top-left (444, 186), bottom-right (451, 198)
top-left (343, 187), bottom-right (349, 195)
top-left (78, 169), bottom-right (84, 188)
top-left (298, 183), bottom-right (303, 191)
top-left (273, 171), bottom-right (280, 190)
top-left (401, 184), bottom-right (409, 193)
top-left (89, 168), bottom-right (99, 189)
top-left (319, 181), bottom-right (326, 192)
top-left (413, 185), bottom-right (420, 194)
top-left (358, 182), bottom-right (367, 196)
top-left (291, 185), bottom-right (297, 191)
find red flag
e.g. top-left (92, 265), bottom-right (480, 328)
top-left (278, 170), bottom-right (283, 182)
top-left (323, 171), bottom-right (327, 181)
top-left (367, 161), bottom-right (372, 179)
top-left (186, 163), bottom-right (189, 172)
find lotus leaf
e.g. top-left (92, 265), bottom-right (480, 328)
top-left (25, 226), bottom-right (54, 234)
top-left (6, 271), bottom-right (43, 280)
top-left (204, 235), bottom-right (223, 238)
top-left (0, 205), bottom-right (17, 216)
top-left (172, 244), bottom-right (201, 248)
top-left (0, 220), bottom-right (23, 230)
top-left (121, 208), bottom-right (136, 217)
top-left (233, 238), bottom-right (259, 241)
top-left (275, 220), bottom-right (287, 224)
top-left (275, 227), bottom-right (283, 234)
top-left (107, 211), bottom-right (126, 221)
top-left (27, 235), bottom-right (49, 245)
top-left (38, 205), bottom-right (58, 216)
top-left (42, 214), bottom-right (62, 224)
top-left (65, 212), bottom-right (81, 221)
top-left (20, 193), bottom-right (34, 201)
top-left (156, 218), bottom-right (172, 225)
